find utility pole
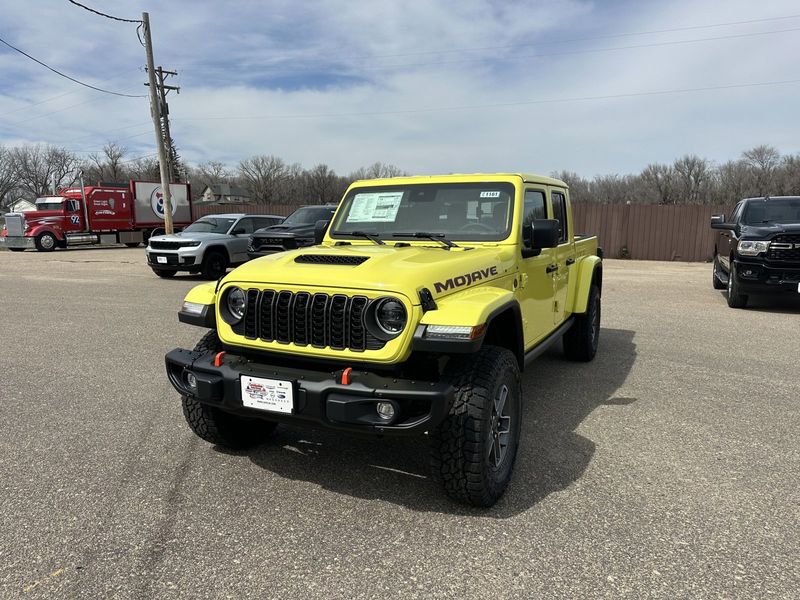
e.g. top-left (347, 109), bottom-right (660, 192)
top-left (155, 67), bottom-right (179, 183)
top-left (141, 11), bottom-right (174, 234)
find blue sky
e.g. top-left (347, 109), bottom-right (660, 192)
top-left (1, 0), bottom-right (799, 177)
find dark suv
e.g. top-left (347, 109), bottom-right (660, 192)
top-left (711, 196), bottom-right (800, 308)
top-left (247, 204), bottom-right (337, 259)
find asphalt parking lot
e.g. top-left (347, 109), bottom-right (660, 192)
top-left (1, 248), bottom-right (798, 599)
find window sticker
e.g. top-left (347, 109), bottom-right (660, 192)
top-left (346, 192), bottom-right (404, 223)
top-left (480, 191), bottom-right (501, 198)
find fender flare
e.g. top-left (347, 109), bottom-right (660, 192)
top-left (572, 256), bottom-right (602, 314)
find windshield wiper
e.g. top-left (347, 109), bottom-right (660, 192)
top-left (392, 232), bottom-right (459, 249)
top-left (340, 231), bottom-right (385, 245)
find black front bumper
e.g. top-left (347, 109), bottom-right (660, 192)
top-left (165, 348), bottom-right (454, 436)
top-left (733, 258), bottom-right (800, 293)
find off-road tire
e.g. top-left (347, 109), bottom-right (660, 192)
top-left (181, 331), bottom-right (277, 449)
top-left (727, 262), bottom-right (748, 308)
top-left (712, 255), bottom-right (726, 290)
top-left (124, 242), bottom-right (141, 248)
top-left (35, 232), bottom-right (57, 252)
top-left (152, 268), bottom-right (176, 278)
top-left (430, 345), bottom-right (522, 507)
top-left (563, 284), bottom-right (601, 362)
top-left (202, 250), bottom-right (228, 280)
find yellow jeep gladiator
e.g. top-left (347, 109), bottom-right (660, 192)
top-left (165, 173), bottom-right (602, 506)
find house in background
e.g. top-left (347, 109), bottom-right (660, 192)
top-left (197, 183), bottom-right (252, 205)
top-left (5, 199), bottom-right (36, 213)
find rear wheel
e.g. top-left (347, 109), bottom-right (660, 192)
top-left (202, 250), bottom-right (228, 280)
top-left (181, 331), bottom-right (277, 449)
top-left (563, 284), bottom-right (601, 362)
top-left (712, 255), bottom-right (726, 290)
top-left (35, 232), bottom-right (57, 252)
top-left (152, 268), bottom-right (176, 278)
top-left (726, 262), bottom-right (748, 308)
top-left (430, 345), bottom-right (521, 507)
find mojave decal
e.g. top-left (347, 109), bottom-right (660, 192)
top-left (434, 266), bottom-right (498, 294)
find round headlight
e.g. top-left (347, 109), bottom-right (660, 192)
top-left (374, 297), bottom-right (406, 336)
top-left (226, 287), bottom-right (246, 323)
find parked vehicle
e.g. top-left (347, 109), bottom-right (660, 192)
top-left (247, 204), bottom-right (337, 259)
top-left (0, 181), bottom-right (191, 252)
top-left (165, 173), bottom-right (602, 506)
top-left (147, 213), bottom-right (284, 279)
top-left (711, 196), bottom-right (800, 308)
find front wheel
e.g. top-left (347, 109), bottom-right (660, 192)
top-left (430, 345), bottom-right (521, 507)
top-left (35, 232), bottom-right (57, 252)
top-left (726, 262), bottom-right (748, 308)
top-left (181, 331), bottom-right (277, 449)
top-left (202, 250), bottom-right (228, 280)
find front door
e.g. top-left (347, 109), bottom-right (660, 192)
top-left (229, 217), bottom-right (255, 263)
top-left (519, 189), bottom-right (557, 348)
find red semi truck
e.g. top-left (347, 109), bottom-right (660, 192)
top-left (0, 180), bottom-right (192, 252)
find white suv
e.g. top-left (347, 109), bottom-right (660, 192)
top-left (146, 213), bottom-right (283, 279)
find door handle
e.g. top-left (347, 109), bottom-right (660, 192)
top-left (565, 258), bottom-right (575, 266)
top-left (546, 264), bottom-right (558, 274)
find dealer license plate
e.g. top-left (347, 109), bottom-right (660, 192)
top-left (156, 256), bottom-right (167, 264)
top-left (240, 375), bottom-right (293, 414)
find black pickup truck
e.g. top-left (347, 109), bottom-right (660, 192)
top-left (711, 196), bottom-right (800, 308)
top-left (247, 204), bottom-right (337, 259)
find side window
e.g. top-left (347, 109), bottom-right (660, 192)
top-left (551, 191), bottom-right (568, 244)
top-left (234, 218), bottom-right (254, 234)
top-left (523, 190), bottom-right (546, 227)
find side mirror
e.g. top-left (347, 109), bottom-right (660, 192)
top-left (710, 214), bottom-right (735, 230)
top-left (231, 227), bottom-right (245, 235)
top-left (529, 219), bottom-right (560, 249)
top-left (314, 220), bottom-right (330, 245)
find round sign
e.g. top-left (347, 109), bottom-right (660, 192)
top-left (150, 187), bottom-right (177, 219)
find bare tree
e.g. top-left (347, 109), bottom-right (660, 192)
top-left (305, 164), bottom-right (339, 204)
top-left (11, 144), bottom-right (79, 198)
top-left (742, 145), bottom-right (781, 195)
top-left (641, 164), bottom-right (677, 205)
top-left (0, 146), bottom-right (19, 210)
top-left (350, 162), bottom-right (406, 180)
top-left (673, 155), bottom-right (710, 204)
top-left (238, 155), bottom-right (289, 203)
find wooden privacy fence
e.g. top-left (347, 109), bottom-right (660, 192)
top-left (192, 202), bottom-right (732, 263)
top-left (573, 203), bottom-right (733, 262)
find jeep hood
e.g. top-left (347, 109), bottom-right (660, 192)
top-left (225, 244), bottom-right (517, 302)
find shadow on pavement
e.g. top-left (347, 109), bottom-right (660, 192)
top-left (241, 328), bottom-right (637, 517)
top-left (717, 291), bottom-right (800, 314)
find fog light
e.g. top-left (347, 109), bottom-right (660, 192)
top-left (185, 372), bottom-right (198, 391)
top-left (376, 401), bottom-right (395, 421)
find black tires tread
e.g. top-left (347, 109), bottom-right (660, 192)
top-left (202, 250), bottom-right (228, 280)
top-left (181, 330), bottom-right (276, 449)
top-left (34, 232), bottom-right (57, 252)
top-left (712, 255), bottom-right (726, 290)
top-left (727, 262), bottom-right (748, 308)
top-left (563, 283), bottom-right (601, 362)
top-left (430, 345), bottom-right (521, 507)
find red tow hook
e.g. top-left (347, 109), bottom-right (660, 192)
top-left (213, 351), bottom-right (226, 367)
top-left (341, 367), bottom-right (353, 385)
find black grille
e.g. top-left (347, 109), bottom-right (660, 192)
top-left (150, 240), bottom-right (193, 250)
top-left (768, 234), bottom-right (800, 262)
top-left (241, 289), bottom-right (385, 352)
top-left (294, 255), bottom-right (369, 265)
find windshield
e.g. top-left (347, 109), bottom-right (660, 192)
top-left (282, 206), bottom-right (335, 226)
top-left (184, 217), bottom-right (236, 233)
top-left (742, 198), bottom-right (800, 224)
top-left (330, 183), bottom-right (515, 242)
top-left (35, 197), bottom-right (66, 211)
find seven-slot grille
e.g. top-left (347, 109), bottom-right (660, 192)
top-left (242, 289), bottom-right (385, 351)
top-left (768, 234), bottom-right (800, 262)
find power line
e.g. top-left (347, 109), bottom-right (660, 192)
top-left (0, 35), bottom-right (146, 98)
top-left (66, 0), bottom-right (141, 24)
top-left (172, 78), bottom-right (800, 122)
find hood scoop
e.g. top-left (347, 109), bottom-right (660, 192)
top-left (294, 254), bottom-right (369, 265)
